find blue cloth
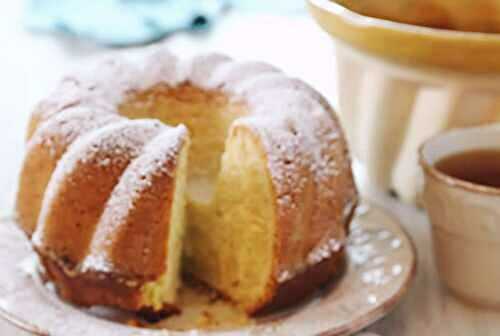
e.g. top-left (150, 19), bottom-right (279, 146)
top-left (229, 0), bottom-right (305, 12)
top-left (26, 0), bottom-right (226, 46)
top-left (25, 0), bottom-right (305, 47)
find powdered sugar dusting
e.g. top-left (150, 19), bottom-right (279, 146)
top-left (138, 48), bottom-right (184, 90)
top-left (204, 61), bottom-right (280, 92)
top-left (28, 47), bottom-right (356, 289)
top-left (82, 125), bottom-right (188, 275)
top-left (185, 53), bottom-right (232, 89)
top-left (307, 238), bottom-right (343, 265)
top-left (28, 106), bottom-right (122, 159)
top-left (32, 119), bottom-right (165, 250)
top-left (245, 88), bottom-right (343, 188)
top-left (235, 85), bottom-right (356, 281)
top-left (32, 56), bottom-right (143, 134)
top-left (228, 72), bottom-right (330, 110)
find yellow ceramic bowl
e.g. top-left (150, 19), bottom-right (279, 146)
top-left (308, 0), bottom-right (500, 72)
top-left (308, 0), bottom-right (500, 203)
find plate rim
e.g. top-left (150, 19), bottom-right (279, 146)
top-left (321, 205), bottom-right (418, 336)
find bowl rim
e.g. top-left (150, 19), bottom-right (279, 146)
top-left (309, 0), bottom-right (500, 41)
top-left (419, 125), bottom-right (500, 197)
top-left (307, 0), bottom-right (500, 73)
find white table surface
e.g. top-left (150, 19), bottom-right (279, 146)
top-left (1, 2), bottom-right (500, 335)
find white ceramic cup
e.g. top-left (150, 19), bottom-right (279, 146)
top-left (420, 125), bottom-right (500, 308)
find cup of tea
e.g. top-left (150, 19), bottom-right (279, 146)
top-left (420, 125), bottom-right (500, 308)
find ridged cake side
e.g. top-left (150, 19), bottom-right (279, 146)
top-left (32, 120), bottom-right (164, 268)
top-left (26, 58), bottom-right (143, 140)
top-left (231, 91), bottom-right (356, 312)
top-left (17, 106), bottom-right (121, 236)
top-left (39, 126), bottom-right (190, 314)
top-left (83, 126), bottom-right (188, 280)
top-left (182, 54), bottom-right (358, 313)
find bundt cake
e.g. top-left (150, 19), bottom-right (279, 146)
top-left (17, 48), bottom-right (358, 316)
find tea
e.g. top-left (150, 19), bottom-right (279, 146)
top-left (435, 149), bottom-right (500, 188)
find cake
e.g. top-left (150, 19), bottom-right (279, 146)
top-left (17, 48), bottom-right (358, 316)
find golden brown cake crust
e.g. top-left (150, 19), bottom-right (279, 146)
top-left (255, 200), bottom-right (357, 314)
top-left (33, 125), bottom-right (189, 315)
top-left (41, 258), bottom-right (178, 316)
top-left (17, 107), bottom-right (121, 236)
top-left (234, 93), bottom-right (357, 314)
top-left (32, 120), bottom-right (165, 268)
top-left (255, 249), bottom-right (347, 315)
top-left (82, 127), bottom-right (189, 280)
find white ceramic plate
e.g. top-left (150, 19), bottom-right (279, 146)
top-left (0, 202), bottom-right (416, 336)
